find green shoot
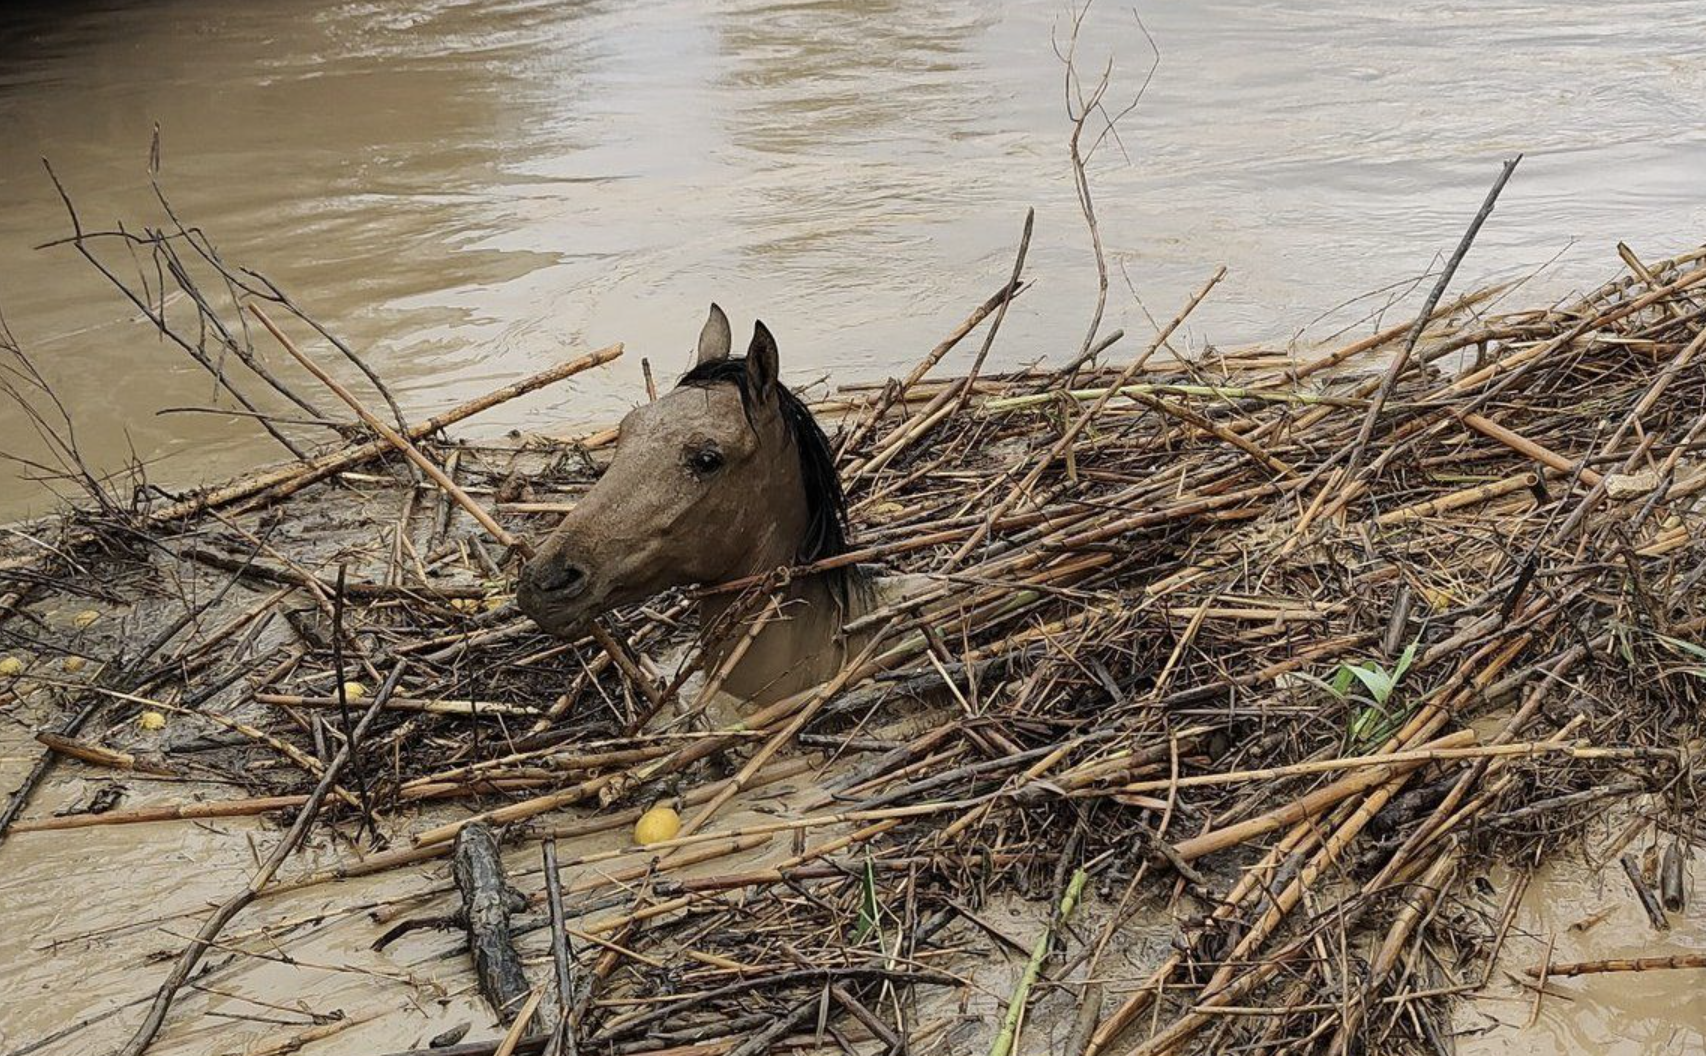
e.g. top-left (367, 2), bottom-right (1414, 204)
top-left (1650, 631), bottom-right (1706, 680)
top-left (1303, 639), bottom-right (1420, 749)
top-left (851, 856), bottom-right (881, 943)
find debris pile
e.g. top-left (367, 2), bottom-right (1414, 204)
top-left (2, 213), bottom-right (1704, 1056)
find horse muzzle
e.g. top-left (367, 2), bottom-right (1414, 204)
top-left (516, 553), bottom-right (600, 636)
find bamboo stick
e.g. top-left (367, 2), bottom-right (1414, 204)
top-left (1528, 953), bottom-right (1706, 978)
top-left (145, 343), bottom-right (620, 522)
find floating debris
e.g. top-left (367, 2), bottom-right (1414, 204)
top-left (2, 211), bottom-right (1704, 1056)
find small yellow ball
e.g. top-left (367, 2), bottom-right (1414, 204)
top-left (341, 681), bottom-right (368, 701)
top-left (0, 656), bottom-right (24, 677)
top-left (138, 711), bottom-right (167, 731)
top-left (634, 805), bottom-right (682, 846)
top-left (61, 656), bottom-right (86, 673)
top-left (72, 610), bottom-right (100, 629)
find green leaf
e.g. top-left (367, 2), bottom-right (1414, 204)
top-left (1294, 671), bottom-right (1349, 700)
top-left (1392, 640), bottom-right (1419, 684)
top-left (852, 857), bottom-right (881, 943)
top-left (1330, 665), bottom-right (1356, 697)
top-left (1654, 632), bottom-right (1706, 663)
top-left (1345, 663), bottom-right (1395, 705)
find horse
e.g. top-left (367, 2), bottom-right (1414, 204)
top-left (516, 305), bottom-right (872, 704)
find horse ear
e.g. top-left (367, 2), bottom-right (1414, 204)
top-left (696, 303), bottom-right (732, 366)
top-left (746, 320), bottom-right (779, 402)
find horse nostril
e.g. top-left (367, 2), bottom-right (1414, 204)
top-left (528, 560), bottom-right (588, 597)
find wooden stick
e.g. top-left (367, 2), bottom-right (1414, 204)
top-left (1620, 853), bottom-right (1670, 931)
top-left (1461, 412), bottom-right (1606, 487)
top-left (34, 732), bottom-right (177, 776)
top-left (9, 794), bottom-right (310, 833)
top-left (1342, 155), bottom-right (1521, 479)
top-left (1375, 472), bottom-right (1539, 526)
top-left (837, 269), bottom-right (1028, 459)
top-left (494, 990), bottom-right (545, 1056)
top-left (1289, 285), bottom-right (1504, 380)
top-left (147, 343), bottom-right (620, 523)
top-left (1168, 730), bottom-right (1477, 862)
top-left (250, 304), bottom-right (523, 551)
top-left (1110, 735), bottom-right (1630, 798)
top-left (1527, 953), bottom-right (1706, 978)
top-left (255, 693), bottom-right (540, 718)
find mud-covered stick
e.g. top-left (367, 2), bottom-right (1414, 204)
top-left (541, 839), bottom-right (578, 1056)
top-left (455, 821), bottom-right (532, 1022)
top-left (9, 793), bottom-right (310, 832)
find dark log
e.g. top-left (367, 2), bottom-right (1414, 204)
top-left (540, 838), bottom-right (576, 1055)
top-left (453, 821), bottom-right (532, 1022)
top-left (377, 1037), bottom-right (547, 1056)
top-left (1620, 853), bottom-right (1670, 931)
top-left (1661, 841), bottom-right (1688, 912)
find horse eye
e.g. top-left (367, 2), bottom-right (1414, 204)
top-left (688, 447), bottom-right (724, 475)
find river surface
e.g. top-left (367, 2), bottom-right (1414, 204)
top-left (1, 0), bottom-right (1705, 519)
top-left (2, 2), bottom-right (1706, 1053)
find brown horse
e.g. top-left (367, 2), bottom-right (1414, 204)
top-left (516, 306), bottom-right (869, 703)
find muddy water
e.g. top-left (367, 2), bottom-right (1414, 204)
top-left (1459, 854), bottom-right (1706, 1055)
top-left (0, 737), bottom-right (831, 1055)
top-left (2, 2), bottom-right (1706, 1052)
top-left (2, 0), bottom-right (1705, 520)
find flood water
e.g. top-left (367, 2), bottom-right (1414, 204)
top-left (0, 0), bottom-right (1703, 519)
top-left (0, 6), bottom-right (1704, 1048)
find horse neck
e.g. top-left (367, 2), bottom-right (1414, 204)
top-left (696, 570), bottom-right (864, 704)
top-left (692, 413), bottom-right (867, 703)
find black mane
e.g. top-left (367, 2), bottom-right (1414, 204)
top-left (678, 357), bottom-right (852, 566)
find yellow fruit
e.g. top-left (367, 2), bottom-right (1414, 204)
top-left (61, 656), bottom-right (86, 673)
top-left (341, 681), bottom-right (368, 701)
top-left (1420, 586), bottom-right (1456, 610)
top-left (0, 656), bottom-right (24, 677)
top-left (634, 805), bottom-right (681, 846)
top-left (482, 595), bottom-right (509, 612)
top-left (138, 711), bottom-right (167, 731)
top-left (450, 598), bottom-right (479, 613)
top-left (72, 610), bottom-right (100, 629)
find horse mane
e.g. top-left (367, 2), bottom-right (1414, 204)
top-left (678, 357), bottom-right (853, 568)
